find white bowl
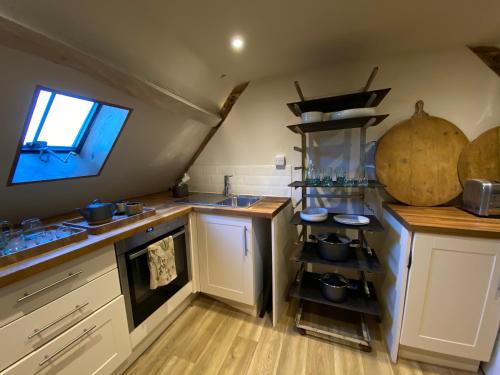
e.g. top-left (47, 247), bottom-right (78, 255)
top-left (300, 207), bottom-right (328, 222)
top-left (301, 111), bottom-right (324, 123)
top-left (333, 214), bottom-right (370, 225)
top-left (329, 107), bottom-right (376, 120)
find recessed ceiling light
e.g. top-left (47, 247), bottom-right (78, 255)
top-left (231, 36), bottom-right (244, 51)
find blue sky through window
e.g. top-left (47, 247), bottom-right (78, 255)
top-left (23, 89), bottom-right (95, 148)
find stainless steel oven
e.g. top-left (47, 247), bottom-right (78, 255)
top-left (115, 216), bottom-right (189, 331)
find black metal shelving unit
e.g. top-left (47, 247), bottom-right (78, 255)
top-left (287, 84), bottom-right (390, 351)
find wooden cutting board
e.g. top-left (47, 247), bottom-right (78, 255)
top-left (458, 126), bottom-right (500, 185)
top-left (375, 101), bottom-right (469, 206)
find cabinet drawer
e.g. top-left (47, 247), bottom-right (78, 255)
top-left (0, 246), bottom-right (116, 328)
top-left (0, 269), bottom-right (120, 371)
top-left (1, 296), bottom-right (131, 375)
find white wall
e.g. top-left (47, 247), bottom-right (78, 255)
top-left (0, 45), bottom-right (211, 222)
top-left (190, 47), bottom-right (500, 202)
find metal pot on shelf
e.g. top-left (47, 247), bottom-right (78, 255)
top-left (314, 273), bottom-right (358, 302)
top-left (310, 233), bottom-right (352, 261)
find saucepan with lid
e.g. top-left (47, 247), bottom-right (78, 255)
top-left (309, 233), bottom-right (352, 261)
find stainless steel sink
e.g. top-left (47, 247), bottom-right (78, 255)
top-left (175, 194), bottom-right (262, 208)
top-left (217, 195), bottom-right (262, 208)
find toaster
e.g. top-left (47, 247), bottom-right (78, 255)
top-left (462, 179), bottom-right (500, 217)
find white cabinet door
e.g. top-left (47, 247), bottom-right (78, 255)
top-left (401, 233), bottom-right (500, 361)
top-left (1, 296), bottom-right (131, 375)
top-left (196, 214), bottom-right (254, 305)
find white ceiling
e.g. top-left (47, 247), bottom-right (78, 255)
top-left (0, 0), bottom-right (499, 111)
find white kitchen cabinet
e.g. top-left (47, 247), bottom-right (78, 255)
top-left (0, 269), bottom-right (121, 371)
top-left (1, 296), bottom-right (131, 375)
top-left (400, 232), bottom-right (500, 361)
top-left (196, 213), bottom-right (256, 305)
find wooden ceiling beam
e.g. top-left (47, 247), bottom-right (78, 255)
top-left (469, 46), bottom-right (500, 77)
top-left (178, 81), bottom-right (250, 182)
top-left (0, 15), bottom-right (220, 126)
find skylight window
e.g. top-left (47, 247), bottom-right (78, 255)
top-left (9, 86), bottom-right (132, 185)
top-left (23, 89), bottom-right (97, 150)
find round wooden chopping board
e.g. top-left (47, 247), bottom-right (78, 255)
top-left (458, 126), bottom-right (500, 185)
top-left (375, 101), bottom-right (469, 206)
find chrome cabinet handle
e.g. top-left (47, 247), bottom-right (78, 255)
top-left (28, 302), bottom-right (89, 339)
top-left (128, 229), bottom-right (186, 260)
top-left (39, 325), bottom-right (97, 367)
top-left (242, 227), bottom-right (248, 256)
top-left (17, 271), bottom-right (83, 303)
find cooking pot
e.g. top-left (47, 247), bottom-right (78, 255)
top-left (314, 273), bottom-right (357, 302)
top-left (78, 199), bottom-right (115, 225)
top-left (310, 233), bottom-right (352, 261)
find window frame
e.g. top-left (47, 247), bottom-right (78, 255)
top-left (7, 85), bottom-right (133, 186)
top-left (21, 88), bottom-right (102, 153)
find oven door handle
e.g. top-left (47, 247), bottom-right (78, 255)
top-left (128, 229), bottom-right (186, 260)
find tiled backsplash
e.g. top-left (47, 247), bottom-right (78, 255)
top-left (187, 165), bottom-right (292, 197)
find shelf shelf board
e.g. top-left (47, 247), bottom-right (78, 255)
top-left (292, 242), bottom-right (384, 274)
top-left (289, 272), bottom-right (381, 317)
top-left (289, 180), bottom-right (385, 189)
top-left (287, 88), bottom-right (391, 116)
top-left (291, 212), bottom-right (384, 232)
top-left (287, 114), bottom-right (389, 134)
top-left (296, 301), bottom-right (371, 350)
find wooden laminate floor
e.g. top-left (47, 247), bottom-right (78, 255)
top-left (124, 296), bottom-right (478, 375)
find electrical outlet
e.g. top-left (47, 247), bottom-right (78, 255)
top-left (275, 154), bottom-right (286, 168)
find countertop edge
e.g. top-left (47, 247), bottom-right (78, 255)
top-left (383, 202), bottom-right (500, 239)
top-left (0, 196), bottom-right (291, 288)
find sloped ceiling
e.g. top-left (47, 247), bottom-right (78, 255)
top-left (0, 0), bottom-right (499, 222)
top-left (0, 0), bottom-right (499, 109)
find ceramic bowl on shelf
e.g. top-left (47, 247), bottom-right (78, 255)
top-left (328, 107), bottom-right (376, 120)
top-left (333, 214), bottom-right (370, 226)
top-left (301, 111), bottom-right (324, 123)
top-left (300, 207), bottom-right (328, 222)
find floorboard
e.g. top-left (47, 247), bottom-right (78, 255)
top-left (124, 296), bottom-right (479, 375)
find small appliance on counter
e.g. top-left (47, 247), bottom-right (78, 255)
top-left (462, 179), bottom-right (500, 217)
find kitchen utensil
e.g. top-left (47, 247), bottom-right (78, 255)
top-left (20, 218), bottom-right (43, 241)
top-left (310, 233), bottom-right (352, 261)
top-left (462, 179), bottom-right (500, 217)
top-left (458, 126), bottom-right (500, 186)
top-left (301, 111), bottom-right (323, 123)
top-left (300, 208), bottom-right (328, 222)
top-left (314, 273), bottom-right (357, 302)
top-left (125, 202), bottom-right (144, 216)
top-left (115, 201), bottom-right (127, 215)
top-left (78, 199), bottom-right (116, 225)
top-left (375, 100), bottom-right (468, 206)
top-left (333, 214), bottom-right (370, 226)
top-left (328, 107), bottom-right (376, 120)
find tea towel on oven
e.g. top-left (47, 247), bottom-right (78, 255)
top-left (147, 236), bottom-right (177, 289)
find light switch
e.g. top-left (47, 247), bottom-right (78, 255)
top-left (275, 154), bottom-right (286, 168)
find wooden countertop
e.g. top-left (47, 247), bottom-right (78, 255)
top-left (0, 192), bottom-right (290, 288)
top-left (383, 203), bottom-right (500, 239)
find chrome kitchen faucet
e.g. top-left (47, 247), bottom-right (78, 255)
top-left (224, 175), bottom-right (232, 197)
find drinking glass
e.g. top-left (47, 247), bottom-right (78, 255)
top-left (2, 230), bottom-right (26, 255)
top-left (336, 168), bottom-right (346, 185)
top-left (0, 220), bottom-right (12, 250)
top-left (21, 218), bottom-right (43, 241)
top-left (321, 168), bottom-right (333, 186)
